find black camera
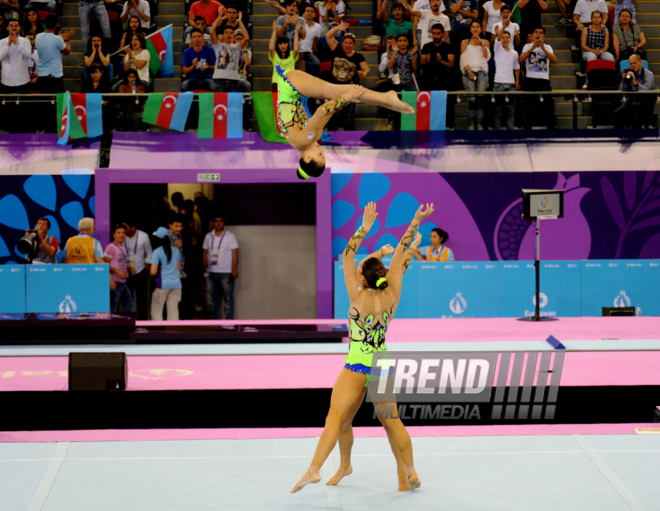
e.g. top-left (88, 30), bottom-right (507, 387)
top-left (17, 229), bottom-right (38, 255)
top-left (623, 68), bottom-right (634, 85)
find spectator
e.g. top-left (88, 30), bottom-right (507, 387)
top-left (0, 0), bottom-right (18, 23)
top-left (120, 15), bottom-right (146, 49)
top-left (84, 35), bottom-right (109, 69)
top-left (118, 69), bottom-right (146, 129)
top-left (573, 0), bottom-right (607, 46)
top-left (377, 0), bottom-right (413, 38)
top-left (122, 219), bottom-right (153, 321)
top-left (412, 0), bottom-right (447, 51)
top-left (491, 5), bottom-right (520, 48)
top-left (420, 24), bottom-right (454, 90)
top-left (202, 215), bottom-right (238, 320)
top-left (171, 192), bottom-right (184, 213)
top-left (21, 8), bottom-right (45, 37)
top-left (377, 34), bottom-right (396, 88)
top-left (150, 227), bottom-right (182, 321)
top-left (0, 20), bottom-right (31, 93)
top-left (62, 217), bottom-right (104, 264)
top-left (325, 24), bottom-right (367, 130)
top-left (493, 28), bottom-right (520, 129)
top-left (299, 5), bottom-right (321, 70)
top-left (613, 53), bottom-right (655, 128)
top-left (25, 33), bottom-right (39, 86)
top-left (400, 0), bottom-right (450, 48)
top-left (23, 0), bottom-right (56, 13)
top-left (387, 33), bottom-right (417, 91)
top-left (614, 0), bottom-right (636, 24)
top-left (276, 0), bottom-right (306, 47)
top-left (581, 11), bottom-right (614, 65)
top-left (185, 16), bottom-right (212, 47)
top-left (217, 3), bottom-right (241, 34)
top-left (519, 0), bottom-right (548, 42)
top-left (167, 214), bottom-right (192, 318)
top-left (124, 32), bottom-right (150, 85)
top-left (319, 0), bottom-right (345, 37)
top-left (449, 0), bottom-right (478, 50)
top-left (80, 63), bottom-right (112, 91)
top-left (181, 28), bottom-right (217, 91)
top-left (377, 0), bottom-right (401, 20)
top-left (268, 20), bottom-right (299, 85)
top-left (482, 0), bottom-right (504, 42)
top-left (121, 0), bottom-right (150, 29)
top-left (555, 0), bottom-right (574, 26)
top-left (104, 224), bottom-right (135, 314)
top-left (519, 26), bottom-right (557, 129)
top-left (209, 19), bottom-right (250, 92)
top-left (23, 217), bottom-right (58, 264)
top-left (460, 20), bottom-right (490, 130)
top-left (414, 228), bottom-right (454, 261)
top-left (35, 15), bottom-right (73, 94)
top-left (186, 0), bottom-right (224, 42)
top-left (613, 9), bottom-right (646, 62)
top-left (79, 0), bottom-right (111, 54)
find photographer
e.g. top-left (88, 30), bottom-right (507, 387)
top-left (614, 54), bottom-right (656, 129)
top-left (22, 217), bottom-right (59, 264)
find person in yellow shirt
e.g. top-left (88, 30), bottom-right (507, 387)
top-left (414, 227), bottom-right (455, 261)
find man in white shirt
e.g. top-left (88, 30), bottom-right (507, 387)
top-left (25, 33), bottom-right (39, 86)
top-left (299, 5), bottom-right (321, 69)
top-left (123, 219), bottom-right (153, 320)
top-left (202, 215), bottom-right (239, 319)
top-left (209, 18), bottom-right (250, 91)
top-left (493, 29), bottom-right (519, 129)
top-left (491, 4), bottom-right (520, 47)
top-left (121, 0), bottom-right (151, 29)
top-left (0, 20), bottom-right (32, 93)
top-left (400, 0), bottom-right (450, 47)
top-left (519, 26), bottom-right (557, 129)
top-left (412, 0), bottom-right (446, 49)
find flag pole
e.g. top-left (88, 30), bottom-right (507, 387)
top-left (110, 24), bottom-right (173, 57)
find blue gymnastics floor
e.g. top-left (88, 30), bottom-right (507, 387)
top-left (2, 434), bottom-right (659, 511)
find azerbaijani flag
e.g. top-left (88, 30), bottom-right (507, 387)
top-left (252, 92), bottom-right (287, 144)
top-left (146, 24), bottom-right (175, 80)
top-left (197, 93), bottom-right (243, 139)
top-left (57, 92), bottom-right (103, 145)
top-left (401, 91), bottom-right (447, 131)
top-left (142, 92), bottom-right (194, 132)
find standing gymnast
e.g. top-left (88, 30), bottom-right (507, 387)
top-left (292, 201), bottom-right (434, 493)
top-left (268, 20), bottom-right (415, 180)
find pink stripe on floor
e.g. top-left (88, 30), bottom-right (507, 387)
top-left (137, 317), bottom-right (660, 342)
top-left (0, 424), bottom-right (655, 443)
top-left (2, 351), bottom-right (660, 391)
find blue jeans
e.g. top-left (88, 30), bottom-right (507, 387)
top-left (79, 0), bottom-right (111, 52)
top-left (493, 83), bottom-right (516, 130)
top-left (206, 272), bottom-right (234, 319)
top-left (181, 77), bottom-right (216, 92)
top-left (462, 70), bottom-right (488, 125)
top-left (111, 281), bottom-right (135, 313)
top-left (214, 79), bottom-right (251, 92)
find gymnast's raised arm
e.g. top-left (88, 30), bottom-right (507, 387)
top-left (389, 204), bottom-right (434, 290)
top-left (343, 201), bottom-right (378, 300)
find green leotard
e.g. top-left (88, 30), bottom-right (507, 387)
top-left (274, 65), bottom-right (310, 135)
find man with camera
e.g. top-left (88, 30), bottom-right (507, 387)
top-left (21, 217), bottom-right (59, 264)
top-left (613, 54), bottom-right (655, 129)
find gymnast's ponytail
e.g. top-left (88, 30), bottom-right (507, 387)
top-left (362, 257), bottom-right (388, 290)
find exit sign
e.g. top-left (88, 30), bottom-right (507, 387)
top-left (197, 173), bottom-right (220, 182)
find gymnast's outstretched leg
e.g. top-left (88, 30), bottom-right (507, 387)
top-left (285, 70), bottom-right (414, 114)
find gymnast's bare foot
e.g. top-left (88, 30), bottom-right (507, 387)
top-left (387, 90), bottom-right (415, 114)
top-left (408, 473), bottom-right (421, 490)
top-left (397, 472), bottom-right (411, 492)
top-left (326, 465), bottom-right (352, 485)
top-left (291, 466), bottom-right (322, 493)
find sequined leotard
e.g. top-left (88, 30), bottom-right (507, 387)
top-left (274, 65), bottom-right (310, 136)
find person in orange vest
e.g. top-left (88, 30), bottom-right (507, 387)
top-left (61, 217), bottom-right (105, 264)
top-left (414, 227), bottom-right (454, 261)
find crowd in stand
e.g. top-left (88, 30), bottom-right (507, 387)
top-left (0, 0), bottom-right (655, 129)
top-left (22, 192), bottom-right (239, 321)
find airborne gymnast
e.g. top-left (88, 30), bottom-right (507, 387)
top-left (268, 21), bottom-right (415, 179)
top-left (292, 201), bottom-right (435, 493)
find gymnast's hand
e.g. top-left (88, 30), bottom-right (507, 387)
top-left (362, 201), bottom-right (378, 231)
top-left (342, 84), bottom-right (364, 103)
top-left (414, 203), bottom-right (434, 221)
top-left (380, 244), bottom-right (395, 256)
top-left (410, 231), bottom-right (422, 250)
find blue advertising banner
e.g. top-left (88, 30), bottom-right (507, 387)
top-left (500, 261), bottom-right (582, 318)
top-left (25, 264), bottom-right (110, 313)
top-left (417, 262), bottom-right (500, 318)
top-left (581, 260), bottom-right (660, 316)
top-left (0, 265), bottom-right (25, 313)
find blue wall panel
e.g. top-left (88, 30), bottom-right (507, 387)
top-left (0, 265), bottom-right (25, 313)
